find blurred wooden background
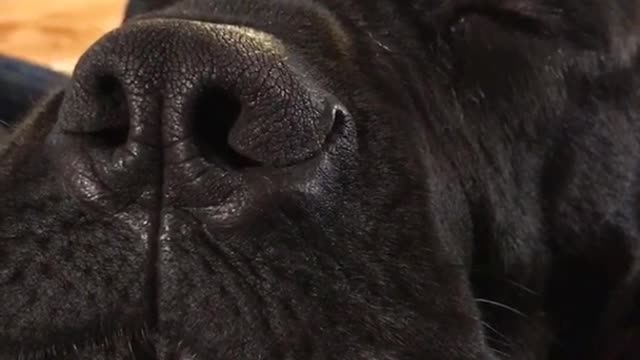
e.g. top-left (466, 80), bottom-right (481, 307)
top-left (0, 0), bottom-right (127, 73)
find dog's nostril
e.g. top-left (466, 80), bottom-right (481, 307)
top-left (192, 85), bottom-right (260, 169)
top-left (96, 74), bottom-right (121, 97)
top-left (82, 74), bottom-right (130, 148)
top-left (329, 106), bottom-right (346, 142)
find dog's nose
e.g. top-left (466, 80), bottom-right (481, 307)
top-left (58, 19), bottom-right (341, 170)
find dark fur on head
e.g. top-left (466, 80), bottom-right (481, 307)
top-left (1, 0), bottom-right (640, 359)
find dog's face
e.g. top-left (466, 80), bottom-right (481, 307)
top-left (1, 0), bottom-right (639, 359)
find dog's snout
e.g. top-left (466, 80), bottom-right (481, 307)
top-left (59, 19), bottom-right (341, 170)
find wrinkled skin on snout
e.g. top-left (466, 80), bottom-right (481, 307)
top-left (2, 0), bottom-right (640, 359)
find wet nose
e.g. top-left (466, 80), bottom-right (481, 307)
top-left (58, 19), bottom-right (341, 170)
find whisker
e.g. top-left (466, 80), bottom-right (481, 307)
top-left (505, 279), bottom-right (539, 296)
top-left (475, 298), bottom-right (527, 318)
top-left (482, 321), bottom-right (511, 342)
top-left (488, 345), bottom-right (511, 359)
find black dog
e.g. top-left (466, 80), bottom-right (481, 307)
top-left (1, 0), bottom-right (640, 358)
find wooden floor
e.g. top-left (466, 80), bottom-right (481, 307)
top-left (0, 0), bottom-right (127, 73)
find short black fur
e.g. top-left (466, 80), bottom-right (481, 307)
top-left (1, 0), bottom-right (640, 359)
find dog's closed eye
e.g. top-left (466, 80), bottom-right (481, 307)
top-left (447, 1), bottom-right (566, 38)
